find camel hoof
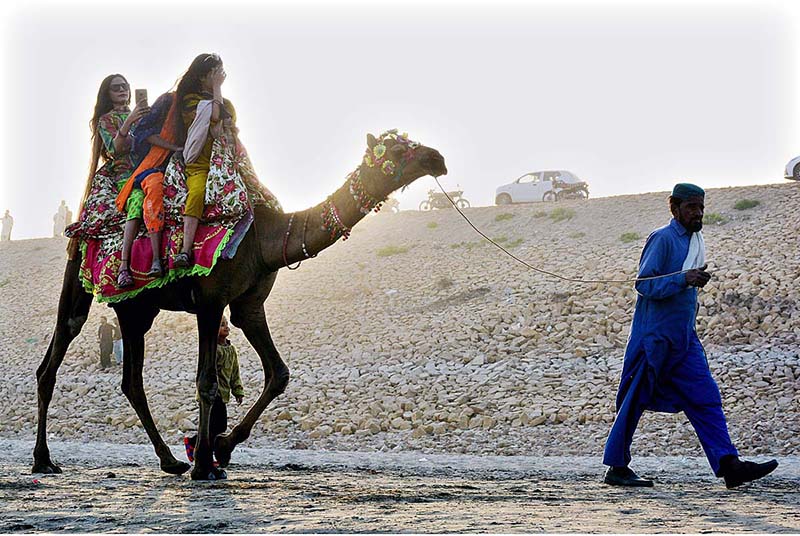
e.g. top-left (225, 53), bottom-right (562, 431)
top-left (214, 436), bottom-right (232, 469)
top-left (191, 466), bottom-right (227, 481)
top-left (32, 461), bottom-right (62, 474)
top-left (161, 460), bottom-right (191, 475)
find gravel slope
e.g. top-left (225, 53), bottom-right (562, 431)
top-left (1, 182), bottom-right (798, 459)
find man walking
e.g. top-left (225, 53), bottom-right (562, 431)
top-left (602, 183), bottom-right (778, 489)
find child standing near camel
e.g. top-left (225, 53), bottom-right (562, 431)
top-left (184, 314), bottom-right (244, 463)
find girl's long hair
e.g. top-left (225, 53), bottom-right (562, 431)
top-left (173, 53), bottom-right (222, 145)
top-left (87, 74), bottom-right (129, 182)
top-left (71, 74), bottom-right (128, 259)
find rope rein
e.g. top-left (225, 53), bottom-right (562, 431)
top-left (282, 209), bottom-right (317, 270)
top-left (282, 213), bottom-right (302, 270)
top-left (432, 177), bottom-right (695, 284)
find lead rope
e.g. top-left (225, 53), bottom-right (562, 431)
top-left (433, 177), bottom-right (696, 284)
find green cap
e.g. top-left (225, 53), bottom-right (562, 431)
top-left (671, 183), bottom-right (705, 199)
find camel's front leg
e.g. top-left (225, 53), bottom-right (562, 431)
top-left (33, 258), bottom-right (92, 474)
top-left (115, 303), bottom-right (190, 476)
top-left (191, 307), bottom-right (227, 481)
top-left (215, 300), bottom-right (289, 468)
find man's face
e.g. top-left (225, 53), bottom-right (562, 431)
top-left (675, 195), bottom-right (705, 232)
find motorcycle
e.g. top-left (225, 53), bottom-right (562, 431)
top-left (554, 180), bottom-right (589, 201)
top-left (384, 197), bottom-right (400, 213)
top-left (419, 189), bottom-right (471, 210)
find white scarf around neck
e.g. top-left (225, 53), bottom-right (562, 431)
top-left (682, 230), bottom-right (706, 271)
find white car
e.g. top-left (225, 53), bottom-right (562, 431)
top-left (784, 156), bottom-right (800, 181)
top-left (495, 170), bottom-right (589, 205)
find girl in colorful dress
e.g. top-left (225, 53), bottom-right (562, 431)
top-left (115, 92), bottom-right (183, 285)
top-left (74, 75), bottom-right (149, 259)
top-left (172, 53), bottom-right (237, 268)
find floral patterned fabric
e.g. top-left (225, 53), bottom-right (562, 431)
top-left (74, 133), bottom-right (281, 303)
top-left (97, 111), bottom-right (137, 178)
top-left (66, 111), bottom-right (140, 240)
top-left (99, 112), bottom-right (145, 221)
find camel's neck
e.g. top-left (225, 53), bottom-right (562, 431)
top-left (264, 168), bottom-right (383, 269)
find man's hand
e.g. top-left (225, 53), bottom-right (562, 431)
top-left (235, 395), bottom-right (243, 405)
top-left (685, 264), bottom-right (712, 288)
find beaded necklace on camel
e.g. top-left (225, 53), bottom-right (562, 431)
top-left (321, 130), bottom-right (419, 241)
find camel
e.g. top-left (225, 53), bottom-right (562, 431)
top-left (33, 131), bottom-right (447, 480)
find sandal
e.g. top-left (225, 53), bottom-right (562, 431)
top-left (174, 251), bottom-right (192, 269)
top-left (117, 267), bottom-right (134, 288)
top-left (146, 258), bottom-right (163, 278)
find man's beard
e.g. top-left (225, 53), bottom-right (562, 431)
top-left (687, 220), bottom-right (703, 233)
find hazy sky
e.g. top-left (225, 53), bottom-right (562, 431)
top-left (1, 0), bottom-right (797, 240)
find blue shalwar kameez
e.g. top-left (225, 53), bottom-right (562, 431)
top-left (603, 218), bottom-right (738, 476)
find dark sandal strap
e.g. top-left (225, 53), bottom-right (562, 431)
top-left (117, 267), bottom-right (134, 287)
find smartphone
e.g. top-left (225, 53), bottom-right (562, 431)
top-left (135, 89), bottom-right (148, 107)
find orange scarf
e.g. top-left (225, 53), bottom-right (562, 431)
top-left (115, 96), bottom-right (179, 214)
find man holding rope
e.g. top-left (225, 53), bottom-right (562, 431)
top-left (602, 183), bottom-right (778, 488)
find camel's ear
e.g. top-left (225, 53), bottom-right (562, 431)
top-left (367, 133), bottom-right (377, 149)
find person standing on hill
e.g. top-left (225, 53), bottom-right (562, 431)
top-left (1, 210), bottom-right (13, 241)
top-left (97, 317), bottom-right (115, 369)
top-left (112, 317), bottom-right (123, 366)
top-left (53, 200), bottom-right (69, 237)
top-left (602, 183), bottom-right (778, 489)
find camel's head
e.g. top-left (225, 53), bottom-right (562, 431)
top-left (361, 130), bottom-right (447, 197)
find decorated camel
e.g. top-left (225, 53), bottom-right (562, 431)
top-left (33, 130), bottom-right (447, 480)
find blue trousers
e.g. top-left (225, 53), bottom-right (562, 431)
top-left (603, 339), bottom-right (738, 476)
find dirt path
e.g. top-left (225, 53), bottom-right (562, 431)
top-left (1, 442), bottom-right (798, 533)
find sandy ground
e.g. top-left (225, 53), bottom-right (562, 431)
top-left (2, 440), bottom-right (798, 533)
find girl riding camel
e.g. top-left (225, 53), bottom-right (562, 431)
top-left (69, 74), bottom-right (149, 254)
top-left (114, 92), bottom-right (183, 286)
top-left (172, 53), bottom-right (237, 268)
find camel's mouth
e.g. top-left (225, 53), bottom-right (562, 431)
top-left (422, 150), bottom-right (447, 178)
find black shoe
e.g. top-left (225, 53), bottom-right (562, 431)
top-left (721, 457), bottom-right (778, 489)
top-left (604, 466), bottom-right (654, 487)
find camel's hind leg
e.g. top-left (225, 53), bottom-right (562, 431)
top-left (33, 258), bottom-right (93, 474)
top-left (215, 288), bottom-right (289, 467)
top-left (115, 302), bottom-right (190, 476)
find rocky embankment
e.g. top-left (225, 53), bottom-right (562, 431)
top-left (1, 183), bottom-right (798, 459)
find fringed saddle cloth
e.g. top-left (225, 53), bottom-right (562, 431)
top-left (66, 138), bottom-right (281, 303)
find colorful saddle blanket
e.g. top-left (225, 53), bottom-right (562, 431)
top-left (66, 138), bottom-right (281, 303)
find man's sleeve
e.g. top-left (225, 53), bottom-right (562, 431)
top-left (230, 347), bottom-right (245, 397)
top-left (634, 231), bottom-right (688, 300)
